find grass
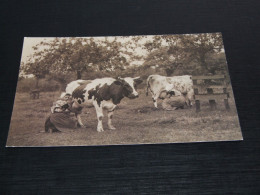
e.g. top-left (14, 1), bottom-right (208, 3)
top-left (6, 89), bottom-right (243, 147)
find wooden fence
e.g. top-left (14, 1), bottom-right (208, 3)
top-left (191, 75), bottom-right (230, 112)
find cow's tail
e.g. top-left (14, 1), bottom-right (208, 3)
top-left (146, 76), bottom-right (151, 96)
top-left (146, 84), bottom-right (149, 96)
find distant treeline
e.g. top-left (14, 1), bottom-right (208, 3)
top-left (18, 34), bottom-right (230, 92)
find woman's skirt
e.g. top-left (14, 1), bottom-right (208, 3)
top-left (50, 113), bottom-right (77, 129)
top-left (162, 96), bottom-right (186, 111)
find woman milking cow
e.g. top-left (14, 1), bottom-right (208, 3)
top-left (44, 90), bottom-right (186, 133)
top-left (44, 93), bottom-right (82, 133)
top-left (158, 90), bottom-right (187, 111)
top-left (44, 76), bottom-right (143, 133)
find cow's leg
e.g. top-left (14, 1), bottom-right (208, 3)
top-left (187, 99), bottom-right (192, 107)
top-left (187, 90), bottom-right (194, 107)
top-left (184, 96), bottom-right (190, 107)
top-left (75, 113), bottom-right (84, 127)
top-left (183, 94), bottom-right (191, 108)
top-left (148, 89), bottom-right (158, 108)
top-left (153, 98), bottom-right (158, 108)
top-left (107, 106), bottom-right (116, 130)
top-left (107, 111), bottom-right (116, 130)
top-left (93, 101), bottom-right (104, 132)
top-left (152, 94), bottom-right (160, 108)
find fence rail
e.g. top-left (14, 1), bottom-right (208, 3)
top-left (191, 75), bottom-right (230, 112)
top-left (192, 75), bottom-right (225, 80)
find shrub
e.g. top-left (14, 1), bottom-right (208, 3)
top-left (38, 79), bottom-right (60, 92)
top-left (16, 77), bottom-right (61, 92)
top-left (16, 77), bottom-right (36, 92)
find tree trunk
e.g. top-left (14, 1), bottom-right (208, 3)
top-left (35, 77), bottom-right (39, 88)
top-left (200, 55), bottom-right (209, 74)
top-left (77, 71), bottom-right (82, 79)
top-left (58, 82), bottom-right (66, 93)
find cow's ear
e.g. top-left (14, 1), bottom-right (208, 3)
top-left (134, 76), bottom-right (143, 85)
top-left (114, 80), bottom-right (123, 86)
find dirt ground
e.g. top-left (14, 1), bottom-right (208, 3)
top-left (6, 89), bottom-right (243, 147)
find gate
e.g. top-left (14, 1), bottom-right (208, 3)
top-left (191, 75), bottom-right (230, 112)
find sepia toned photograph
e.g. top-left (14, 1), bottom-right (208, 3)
top-left (6, 33), bottom-right (243, 147)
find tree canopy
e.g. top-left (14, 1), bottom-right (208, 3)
top-left (142, 33), bottom-right (225, 76)
top-left (21, 33), bottom-right (227, 88)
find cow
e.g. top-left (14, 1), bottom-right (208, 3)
top-left (146, 74), bottom-right (194, 108)
top-left (61, 77), bottom-right (142, 132)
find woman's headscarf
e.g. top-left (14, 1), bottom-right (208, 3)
top-left (51, 100), bottom-right (68, 113)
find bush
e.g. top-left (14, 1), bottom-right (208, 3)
top-left (16, 77), bottom-right (36, 92)
top-left (16, 77), bottom-right (61, 92)
top-left (38, 79), bottom-right (60, 92)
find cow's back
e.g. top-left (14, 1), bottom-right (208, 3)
top-left (70, 78), bottom-right (116, 106)
top-left (166, 75), bottom-right (193, 93)
top-left (84, 78), bottom-right (115, 92)
top-left (66, 80), bottom-right (92, 94)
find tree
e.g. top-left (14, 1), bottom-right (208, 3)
top-left (142, 35), bottom-right (189, 76)
top-left (142, 33), bottom-right (225, 76)
top-left (206, 52), bottom-right (228, 75)
top-left (21, 50), bottom-right (50, 88)
top-left (22, 37), bottom-right (133, 90)
top-left (178, 33), bottom-right (224, 74)
top-left (143, 47), bottom-right (179, 76)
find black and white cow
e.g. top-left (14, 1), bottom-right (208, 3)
top-left (61, 77), bottom-right (142, 132)
top-left (146, 74), bottom-right (194, 108)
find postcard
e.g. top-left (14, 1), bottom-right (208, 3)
top-left (6, 33), bottom-right (243, 147)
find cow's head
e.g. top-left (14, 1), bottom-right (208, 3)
top-left (115, 77), bottom-right (143, 99)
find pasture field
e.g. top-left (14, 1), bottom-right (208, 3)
top-left (6, 89), bottom-right (243, 147)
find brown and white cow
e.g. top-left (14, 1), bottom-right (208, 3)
top-left (146, 74), bottom-right (194, 108)
top-left (61, 77), bottom-right (142, 132)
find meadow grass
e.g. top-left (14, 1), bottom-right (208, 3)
top-left (6, 89), bottom-right (243, 147)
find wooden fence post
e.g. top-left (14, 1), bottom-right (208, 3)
top-left (224, 99), bottom-right (230, 110)
top-left (195, 100), bottom-right (200, 112)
